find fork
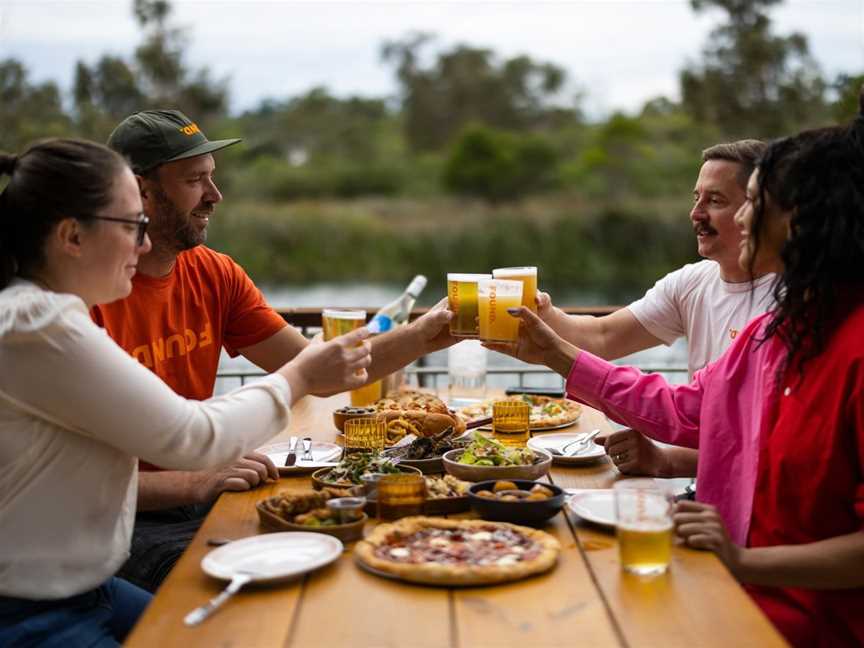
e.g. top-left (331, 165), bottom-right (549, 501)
top-left (184, 570), bottom-right (256, 626)
top-left (549, 429), bottom-right (601, 456)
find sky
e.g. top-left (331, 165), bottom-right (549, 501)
top-left (0, 0), bottom-right (862, 118)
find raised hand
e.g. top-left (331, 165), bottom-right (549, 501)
top-left (484, 306), bottom-right (580, 377)
top-left (281, 326), bottom-right (372, 398)
top-left (409, 297), bottom-right (456, 352)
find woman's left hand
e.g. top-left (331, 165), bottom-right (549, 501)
top-left (673, 500), bottom-right (744, 576)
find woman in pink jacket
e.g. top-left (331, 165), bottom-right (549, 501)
top-left (498, 94), bottom-right (864, 646)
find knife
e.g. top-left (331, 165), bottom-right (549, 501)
top-left (284, 436), bottom-right (298, 467)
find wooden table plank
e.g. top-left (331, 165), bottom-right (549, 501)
top-left (451, 513), bottom-right (622, 648)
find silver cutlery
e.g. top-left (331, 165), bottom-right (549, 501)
top-left (548, 429), bottom-right (601, 457)
top-left (301, 437), bottom-right (313, 461)
top-left (184, 570), bottom-right (256, 626)
top-left (284, 436), bottom-right (298, 467)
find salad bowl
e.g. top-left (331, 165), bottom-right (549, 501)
top-left (441, 435), bottom-right (552, 482)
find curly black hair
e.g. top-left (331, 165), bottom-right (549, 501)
top-left (750, 87), bottom-right (864, 375)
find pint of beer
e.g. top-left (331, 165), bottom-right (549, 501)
top-left (447, 273), bottom-right (492, 337)
top-left (321, 308), bottom-right (366, 341)
top-left (614, 480), bottom-right (673, 576)
top-left (492, 267), bottom-right (538, 312)
top-left (477, 279), bottom-right (523, 343)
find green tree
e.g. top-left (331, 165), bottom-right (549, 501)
top-left (443, 125), bottom-right (559, 202)
top-left (382, 33), bottom-right (578, 152)
top-left (680, 0), bottom-right (827, 138)
top-left (831, 74), bottom-right (864, 122)
top-left (0, 59), bottom-right (70, 152)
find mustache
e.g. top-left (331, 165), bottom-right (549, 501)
top-left (694, 223), bottom-right (718, 236)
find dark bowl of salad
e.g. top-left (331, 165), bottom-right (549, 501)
top-left (311, 451), bottom-right (421, 491)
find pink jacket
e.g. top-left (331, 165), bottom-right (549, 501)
top-left (564, 314), bottom-right (785, 545)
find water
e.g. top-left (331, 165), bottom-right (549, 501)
top-left (216, 282), bottom-right (689, 396)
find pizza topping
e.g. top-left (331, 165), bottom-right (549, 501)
top-left (373, 525), bottom-right (541, 565)
top-left (457, 395), bottom-right (581, 429)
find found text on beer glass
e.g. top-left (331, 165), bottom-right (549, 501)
top-left (447, 273), bottom-right (492, 337)
top-left (492, 267), bottom-right (538, 312)
top-left (614, 479), bottom-right (673, 576)
top-left (492, 400), bottom-right (530, 447)
top-left (477, 279), bottom-right (523, 342)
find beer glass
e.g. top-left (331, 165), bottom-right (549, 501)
top-left (447, 273), bottom-right (492, 337)
top-left (321, 309), bottom-right (373, 402)
top-left (343, 417), bottom-right (386, 451)
top-left (477, 279), bottom-right (523, 343)
top-left (492, 267), bottom-right (538, 312)
top-left (321, 308), bottom-right (366, 341)
top-left (492, 400), bottom-right (530, 447)
top-left (377, 473), bottom-right (426, 520)
top-left (614, 479), bottom-right (673, 576)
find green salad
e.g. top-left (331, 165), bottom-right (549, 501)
top-left (323, 451), bottom-right (402, 485)
top-left (456, 434), bottom-right (535, 467)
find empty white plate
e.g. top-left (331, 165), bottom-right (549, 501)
top-left (528, 433), bottom-right (606, 465)
top-left (566, 489), bottom-right (616, 528)
top-left (202, 532), bottom-right (343, 584)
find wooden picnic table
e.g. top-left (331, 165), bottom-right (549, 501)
top-left (125, 393), bottom-right (787, 648)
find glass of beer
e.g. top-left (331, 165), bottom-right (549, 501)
top-left (492, 400), bottom-right (530, 447)
top-left (321, 308), bottom-right (366, 341)
top-left (350, 380), bottom-right (382, 407)
top-left (343, 417), bottom-right (386, 451)
top-left (614, 479), bottom-right (674, 576)
top-left (377, 473), bottom-right (427, 520)
top-left (447, 273), bottom-right (492, 337)
top-left (492, 267), bottom-right (538, 312)
top-left (477, 279), bottom-right (523, 342)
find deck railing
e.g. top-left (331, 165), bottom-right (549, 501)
top-left (217, 306), bottom-right (689, 388)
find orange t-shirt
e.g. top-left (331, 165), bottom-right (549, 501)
top-left (91, 246), bottom-right (287, 454)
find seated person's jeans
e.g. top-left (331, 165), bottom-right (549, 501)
top-left (118, 502), bottom-right (213, 593)
top-left (0, 577), bottom-right (151, 647)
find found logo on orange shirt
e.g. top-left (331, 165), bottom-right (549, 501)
top-left (131, 323), bottom-right (213, 368)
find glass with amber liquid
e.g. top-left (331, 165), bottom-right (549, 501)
top-left (447, 273), bottom-right (491, 337)
top-left (321, 309), bottom-right (380, 406)
top-left (477, 279), bottom-right (523, 343)
top-left (492, 400), bottom-right (530, 447)
top-left (377, 473), bottom-right (426, 520)
top-left (614, 479), bottom-right (673, 576)
top-left (492, 266), bottom-right (538, 312)
top-left (343, 417), bottom-right (386, 452)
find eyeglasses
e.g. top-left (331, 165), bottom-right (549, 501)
top-left (91, 213), bottom-right (149, 246)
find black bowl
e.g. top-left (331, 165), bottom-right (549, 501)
top-left (468, 479), bottom-right (565, 525)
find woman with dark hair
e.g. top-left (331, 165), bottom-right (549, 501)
top-left (0, 139), bottom-right (372, 645)
top-left (496, 97), bottom-right (864, 646)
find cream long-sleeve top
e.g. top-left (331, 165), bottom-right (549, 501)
top-left (0, 280), bottom-right (293, 600)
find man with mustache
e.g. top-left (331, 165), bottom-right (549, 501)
top-left (538, 140), bottom-right (774, 477)
top-left (92, 110), bottom-right (454, 592)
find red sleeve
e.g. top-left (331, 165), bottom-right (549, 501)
top-left (852, 359), bottom-right (864, 527)
top-left (219, 256), bottom-right (287, 356)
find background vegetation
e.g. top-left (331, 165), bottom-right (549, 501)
top-left (1, 0), bottom-right (860, 302)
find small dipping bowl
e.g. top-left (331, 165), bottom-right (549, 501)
top-left (326, 496), bottom-right (367, 523)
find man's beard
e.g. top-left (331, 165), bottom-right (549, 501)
top-left (150, 184), bottom-right (208, 253)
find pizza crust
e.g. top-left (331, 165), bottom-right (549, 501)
top-left (355, 516), bottom-right (560, 586)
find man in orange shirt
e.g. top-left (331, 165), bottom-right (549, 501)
top-left (94, 110), bottom-right (454, 591)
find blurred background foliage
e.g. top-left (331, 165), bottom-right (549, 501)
top-left (1, 0), bottom-right (860, 300)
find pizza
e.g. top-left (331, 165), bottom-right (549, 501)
top-left (456, 394), bottom-right (582, 429)
top-left (355, 516), bottom-right (560, 586)
top-left (374, 390), bottom-right (451, 416)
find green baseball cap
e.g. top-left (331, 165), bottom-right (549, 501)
top-left (107, 109), bottom-right (241, 173)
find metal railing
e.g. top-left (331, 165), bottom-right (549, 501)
top-left (216, 306), bottom-right (689, 389)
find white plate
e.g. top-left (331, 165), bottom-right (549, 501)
top-left (527, 433), bottom-right (606, 464)
top-left (259, 441), bottom-right (342, 474)
top-left (201, 532), bottom-right (343, 583)
top-left (566, 490), bottom-right (616, 528)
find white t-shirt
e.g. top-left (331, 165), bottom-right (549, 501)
top-left (628, 260), bottom-right (776, 376)
top-left (0, 280), bottom-right (292, 599)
